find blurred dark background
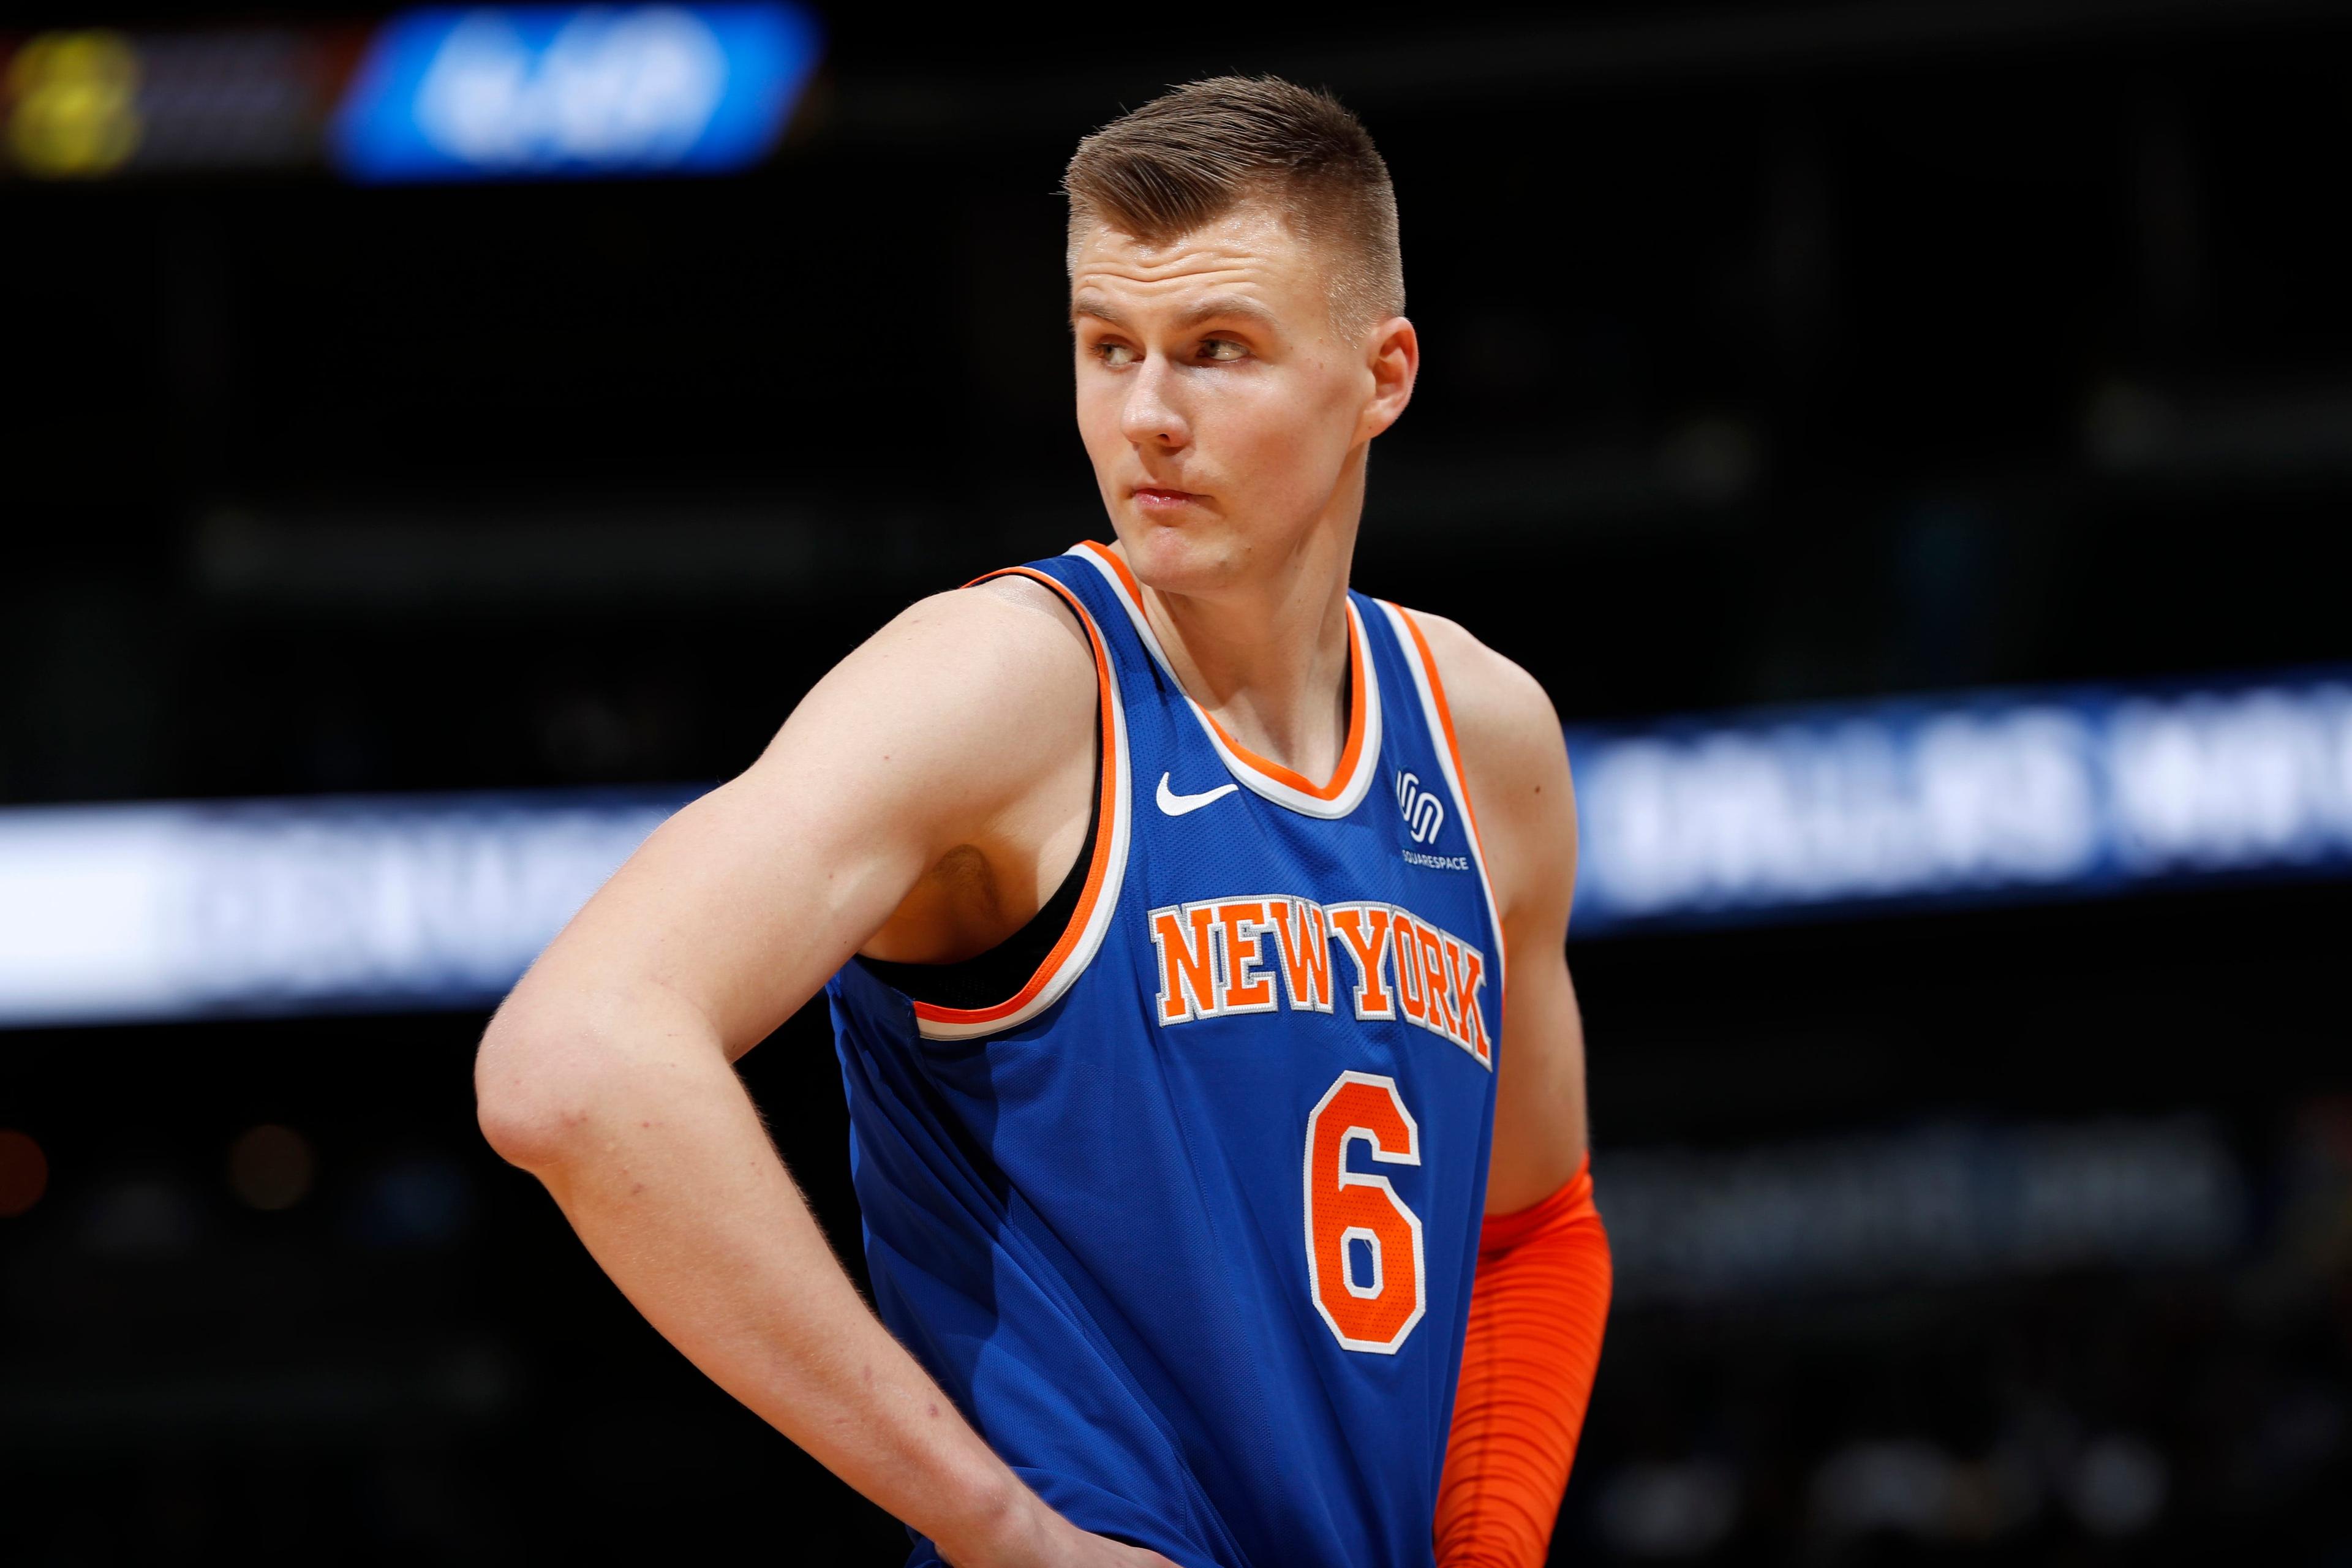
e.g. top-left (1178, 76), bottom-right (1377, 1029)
top-left (7, 1), bottom-right (2352, 1562)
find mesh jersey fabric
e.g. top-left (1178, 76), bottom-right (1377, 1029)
top-left (824, 545), bottom-right (1505, 1568)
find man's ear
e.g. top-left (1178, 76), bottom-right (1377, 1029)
top-left (1362, 315), bottom-right (1419, 441)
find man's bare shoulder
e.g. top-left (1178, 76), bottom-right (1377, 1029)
top-left (815, 578), bottom-right (1093, 733)
top-left (968, 572), bottom-right (1095, 657)
top-left (737, 575), bottom-right (1096, 829)
top-left (858, 576), bottom-right (1091, 682)
top-left (1404, 611), bottom-right (1566, 796)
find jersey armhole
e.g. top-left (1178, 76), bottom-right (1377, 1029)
top-left (856, 723), bottom-right (1101, 1010)
top-left (881, 566), bottom-right (1133, 1041)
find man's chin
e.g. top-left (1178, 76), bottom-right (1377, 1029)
top-left (1115, 518), bottom-right (1243, 595)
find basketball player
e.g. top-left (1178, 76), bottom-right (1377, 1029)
top-left (476, 78), bottom-right (1611, 1568)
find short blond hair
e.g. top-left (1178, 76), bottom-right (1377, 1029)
top-left (1063, 76), bottom-right (1404, 337)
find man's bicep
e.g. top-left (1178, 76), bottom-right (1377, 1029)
top-left (1486, 719), bottom-right (1589, 1209)
top-left (1487, 945), bottom-right (1589, 1213)
top-left (514, 777), bottom-right (928, 1056)
top-left (511, 592), bottom-right (1095, 1053)
top-left (1417, 616), bottom-right (1591, 1213)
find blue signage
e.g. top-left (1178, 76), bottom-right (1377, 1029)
top-left (1566, 671), bottom-right (2352, 935)
top-left (331, 4), bottom-right (820, 182)
top-left (0, 788), bottom-right (697, 1027)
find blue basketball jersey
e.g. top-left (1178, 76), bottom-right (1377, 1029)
top-left (825, 543), bottom-right (1505, 1568)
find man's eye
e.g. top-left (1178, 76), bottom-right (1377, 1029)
top-left (1198, 339), bottom-right (1248, 363)
top-left (1094, 342), bottom-right (1139, 368)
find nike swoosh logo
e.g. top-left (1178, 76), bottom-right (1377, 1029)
top-left (1156, 772), bottom-right (1240, 816)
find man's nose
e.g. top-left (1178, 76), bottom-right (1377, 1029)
top-left (1119, 356), bottom-right (1190, 450)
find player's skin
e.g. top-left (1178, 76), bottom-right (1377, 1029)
top-left (474, 200), bottom-right (1589, 1567)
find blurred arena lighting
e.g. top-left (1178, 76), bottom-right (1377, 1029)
top-left (194, 507), bottom-right (829, 605)
top-left (1594, 1459), bottom-right (1743, 1559)
top-left (1807, 1438), bottom-right (2040, 1544)
top-left (1569, 671), bottom-right (2352, 934)
top-left (0, 788), bottom-right (690, 1027)
top-left (0, 1129), bottom-right (48, 1217)
top-left (0, 672), bottom-right (2347, 1027)
top-left (1, 25), bottom-right (345, 178)
top-left (2087, 379), bottom-right (2352, 482)
top-left (2068, 1436), bottom-right (2171, 1537)
top-left (0, 4), bottom-right (818, 182)
top-left (0, 1343), bottom-right (516, 1444)
top-left (351, 1152), bottom-right (475, 1248)
top-left (1365, 417), bottom-right (1765, 541)
top-left (227, 1123), bottom-right (315, 1211)
top-left (1597, 1115), bottom-right (2245, 1306)
top-left (331, 3), bottom-right (821, 182)
top-left (1594, 1421), bottom-right (2173, 1556)
top-left (80, 1174), bottom-right (203, 1261)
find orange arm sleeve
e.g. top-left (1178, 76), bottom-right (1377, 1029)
top-left (1435, 1157), bottom-right (1613, 1568)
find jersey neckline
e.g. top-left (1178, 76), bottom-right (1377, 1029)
top-left (1068, 541), bottom-right (1382, 821)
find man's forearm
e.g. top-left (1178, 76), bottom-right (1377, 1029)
top-left (476, 998), bottom-right (1046, 1563)
top-left (1436, 1158), bottom-right (1613, 1568)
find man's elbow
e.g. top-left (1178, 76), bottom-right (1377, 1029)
top-left (473, 998), bottom-right (618, 1174)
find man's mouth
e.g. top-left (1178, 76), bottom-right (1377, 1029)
top-left (1133, 486), bottom-right (1202, 510)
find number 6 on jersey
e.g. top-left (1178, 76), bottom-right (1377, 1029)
top-left (1303, 1071), bottom-right (1426, 1353)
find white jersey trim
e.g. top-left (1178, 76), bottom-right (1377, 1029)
top-left (1065, 544), bottom-right (1383, 821)
top-left (910, 572), bottom-right (1133, 1041)
top-left (1374, 598), bottom-right (1507, 1017)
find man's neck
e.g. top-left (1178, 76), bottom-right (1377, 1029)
top-left (1123, 491), bottom-right (1363, 790)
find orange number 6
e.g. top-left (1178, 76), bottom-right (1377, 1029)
top-left (1303, 1071), bottom-right (1425, 1354)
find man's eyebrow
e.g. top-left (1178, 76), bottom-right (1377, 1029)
top-left (1068, 293), bottom-right (1280, 330)
top-left (1175, 294), bottom-right (1278, 330)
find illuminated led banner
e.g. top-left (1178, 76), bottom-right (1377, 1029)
top-left (0, 790), bottom-right (691, 1027)
top-left (2, 673), bottom-right (2349, 1027)
top-left (1567, 673), bottom-right (2352, 934)
top-left (331, 3), bottom-right (820, 182)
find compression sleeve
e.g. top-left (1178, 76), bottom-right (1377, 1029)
top-left (1434, 1156), bottom-right (1613, 1568)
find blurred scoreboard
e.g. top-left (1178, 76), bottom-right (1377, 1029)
top-left (0, 4), bottom-right (820, 182)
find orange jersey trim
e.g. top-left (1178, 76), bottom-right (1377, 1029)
top-left (1390, 605), bottom-right (1490, 873)
top-left (1076, 539), bottom-right (1368, 801)
top-left (907, 566), bottom-right (1121, 1030)
top-left (1386, 602), bottom-right (1506, 1019)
